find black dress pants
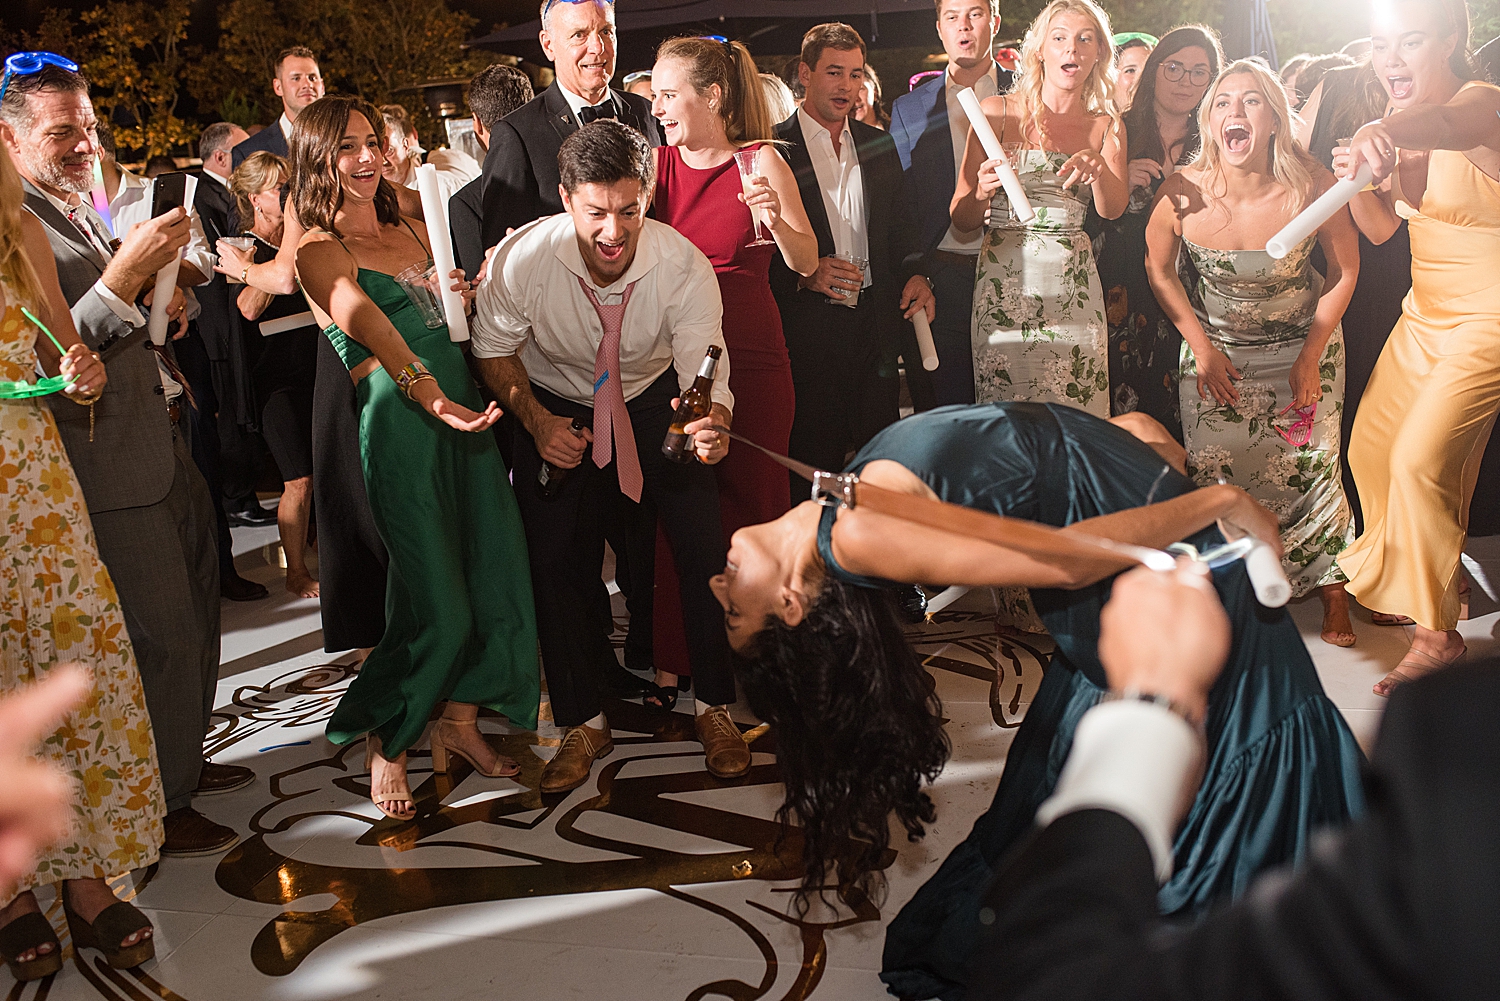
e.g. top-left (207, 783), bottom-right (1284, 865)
top-left (175, 327), bottom-right (238, 583)
top-left (513, 371), bottom-right (731, 728)
top-left (783, 294), bottom-right (899, 503)
top-left (927, 255), bottom-right (979, 407)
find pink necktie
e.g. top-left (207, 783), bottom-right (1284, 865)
top-left (579, 277), bottom-right (644, 503)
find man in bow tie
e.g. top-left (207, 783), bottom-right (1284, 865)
top-left (479, 0), bottom-right (662, 249)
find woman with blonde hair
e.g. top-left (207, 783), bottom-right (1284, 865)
top-left (643, 36), bottom-right (818, 709)
top-left (954, 0), bottom-right (1130, 417)
top-left (0, 143), bottom-right (166, 976)
top-left (1144, 58), bottom-right (1361, 647)
top-left (229, 151), bottom-right (320, 598)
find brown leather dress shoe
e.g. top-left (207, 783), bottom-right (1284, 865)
top-left (695, 706), bottom-right (751, 779)
top-left (194, 762), bottom-right (255, 796)
top-left (540, 723), bottom-right (613, 794)
top-left (160, 808), bottom-right (240, 858)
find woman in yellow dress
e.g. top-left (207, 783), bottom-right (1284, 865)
top-left (0, 144), bottom-right (166, 976)
top-left (1336, 0), bottom-right (1500, 695)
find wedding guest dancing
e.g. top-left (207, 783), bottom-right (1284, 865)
top-left (711, 403), bottom-right (1365, 1001)
top-left (954, 0), bottom-right (1129, 414)
top-left (1146, 60), bottom-right (1360, 646)
top-left (294, 96), bottom-right (540, 819)
top-left (472, 121), bottom-right (745, 792)
top-left (1335, 0), bottom-right (1500, 695)
top-left (643, 35), bottom-right (818, 709)
top-left (0, 144), bottom-right (166, 978)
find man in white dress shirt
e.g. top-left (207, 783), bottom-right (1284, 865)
top-left (769, 23), bottom-right (935, 504)
top-left (473, 121), bottom-right (749, 795)
top-left (231, 47), bottom-right (324, 168)
top-left (890, 0), bottom-right (1011, 407)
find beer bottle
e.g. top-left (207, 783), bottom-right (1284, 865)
top-left (537, 417), bottom-right (589, 500)
top-left (662, 345), bottom-right (722, 464)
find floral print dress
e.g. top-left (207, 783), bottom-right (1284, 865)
top-left (0, 278), bottom-right (165, 896)
top-left (971, 149), bottom-right (1109, 415)
top-left (1179, 236), bottom-right (1354, 597)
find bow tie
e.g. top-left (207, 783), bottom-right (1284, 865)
top-left (578, 99), bottom-right (616, 124)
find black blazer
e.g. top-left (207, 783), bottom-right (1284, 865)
top-left (190, 173), bottom-right (238, 362)
top-left (888, 69), bottom-right (1012, 260)
top-left (231, 122), bottom-right (289, 169)
top-left (970, 659), bottom-right (1500, 1001)
top-left (449, 176), bottom-right (485, 281)
top-left (480, 83), bottom-right (661, 249)
top-left (768, 112), bottom-right (920, 357)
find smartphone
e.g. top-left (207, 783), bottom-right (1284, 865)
top-left (151, 172), bottom-right (189, 218)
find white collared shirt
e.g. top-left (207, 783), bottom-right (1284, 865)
top-left (279, 113), bottom-right (294, 140)
top-left (938, 62), bottom-right (1001, 254)
top-left (558, 84), bottom-right (607, 124)
top-left (38, 188), bottom-right (144, 327)
top-left (471, 213), bottom-right (733, 412)
top-left (202, 166), bottom-right (231, 190)
top-left (797, 106), bottom-right (871, 287)
top-left (107, 168), bottom-right (216, 281)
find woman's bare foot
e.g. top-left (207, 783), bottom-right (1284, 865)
top-left (1370, 611), bottom-right (1415, 626)
top-left (366, 738), bottom-right (415, 820)
top-left (645, 670), bottom-right (680, 709)
top-left (285, 570), bottom-right (320, 598)
top-left (64, 879), bottom-right (152, 950)
top-left (1374, 626), bottom-right (1465, 697)
top-left (1319, 584), bottom-right (1356, 647)
top-left (0, 891), bottom-right (53, 964)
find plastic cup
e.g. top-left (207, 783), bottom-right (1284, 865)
top-left (220, 236), bottom-right (257, 283)
top-left (826, 253), bottom-right (868, 308)
top-left (395, 260), bottom-right (446, 329)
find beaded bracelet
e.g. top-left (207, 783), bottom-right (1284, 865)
top-left (395, 362), bottom-right (435, 400)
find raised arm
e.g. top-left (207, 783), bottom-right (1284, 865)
top-left (950, 95), bottom-right (1011, 232)
top-left (1064, 117), bottom-right (1130, 220)
top-left (749, 145), bottom-right (819, 277)
top-left (1345, 81), bottom-right (1500, 184)
top-left (217, 208), bottom-right (300, 296)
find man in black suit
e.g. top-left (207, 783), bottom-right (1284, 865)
top-left (230, 47), bottom-right (324, 168)
top-left (769, 23), bottom-right (934, 502)
top-left (971, 563), bottom-right (1500, 1000)
top-left (889, 0), bottom-right (1011, 409)
top-left (451, 65), bottom-right (535, 279)
top-left (478, 0), bottom-right (661, 250)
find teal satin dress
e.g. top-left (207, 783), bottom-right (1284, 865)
top-left (821, 404), bottom-right (1366, 1001)
top-left (323, 266), bottom-right (540, 755)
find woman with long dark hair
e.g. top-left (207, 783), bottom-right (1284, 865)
top-left (1335, 0), bottom-right (1500, 694)
top-left (1094, 24), bottom-right (1223, 438)
top-left (716, 403), bottom-right (1365, 1000)
top-left (292, 96), bottom-right (540, 819)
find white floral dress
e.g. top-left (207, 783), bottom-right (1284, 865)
top-left (1179, 236), bottom-right (1354, 597)
top-left (0, 279), bottom-right (165, 897)
top-left (971, 149), bottom-right (1109, 415)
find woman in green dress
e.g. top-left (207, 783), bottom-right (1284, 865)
top-left (1145, 60), bottom-right (1360, 647)
top-left (292, 96), bottom-right (540, 820)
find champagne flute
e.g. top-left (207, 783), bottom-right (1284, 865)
top-left (733, 148), bottom-right (775, 247)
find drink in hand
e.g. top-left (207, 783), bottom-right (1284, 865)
top-left (734, 149), bottom-right (775, 248)
top-left (662, 346), bottom-right (722, 464)
top-left (537, 417), bottom-right (589, 499)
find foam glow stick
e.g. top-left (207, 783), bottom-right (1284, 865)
top-left (147, 174), bottom-right (197, 347)
top-left (1266, 163), bottom-right (1373, 259)
top-left (912, 309), bottom-right (940, 371)
top-left (415, 163), bottom-right (470, 342)
top-left (956, 87), bottom-right (1037, 225)
top-left (1243, 541), bottom-right (1291, 607)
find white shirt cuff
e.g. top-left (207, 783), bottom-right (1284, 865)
top-left (1035, 699), bottom-right (1204, 883)
top-left (93, 278), bottom-right (146, 327)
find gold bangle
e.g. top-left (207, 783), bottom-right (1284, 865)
top-left (400, 372), bottom-right (436, 400)
top-left (240, 265), bottom-right (250, 284)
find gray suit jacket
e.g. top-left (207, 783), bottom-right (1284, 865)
top-left (24, 180), bottom-right (177, 514)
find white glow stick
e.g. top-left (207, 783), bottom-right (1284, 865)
top-left (923, 585), bottom-right (970, 617)
top-left (956, 87), bottom-right (1037, 225)
top-left (1243, 541), bottom-right (1291, 608)
top-left (147, 175), bottom-right (197, 346)
top-left (912, 309), bottom-right (940, 371)
top-left (415, 163), bottom-right (470, 342)
top-left (1266, 163), bottom-right (1372, 259)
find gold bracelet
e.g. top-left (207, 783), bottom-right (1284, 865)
top-left (241, 265), bottom-right (250, 284)
top-left (400, 372), bottom-right (436, 401)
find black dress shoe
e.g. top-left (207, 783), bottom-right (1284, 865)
top-left (221, 574), bottom-right (269, 602)
top-left (226, 501), bottom-right (278, 527)
top-left (194, 762), bottom-right (255, 796)
top-left (160, 808), bottom-right (240, 857)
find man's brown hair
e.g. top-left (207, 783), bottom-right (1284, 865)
top-left (799, 23), bottom-right (867, 75)
top-left (275, 46), bottom-right (318, 74)
top-left (934, 0), bottom-right (999, 15)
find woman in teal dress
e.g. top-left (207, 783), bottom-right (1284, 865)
top-left (292, 96), bottom-right (539, 820)
top-left (714, 403), bottom-right (1365, 1000)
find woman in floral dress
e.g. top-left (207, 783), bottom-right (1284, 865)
top-left (1146, 60), bottom-right (1360, 646)
top-left (0, 149), bottom-right (165, 979)
top-left (952, 0), bottom-right (1129, 416)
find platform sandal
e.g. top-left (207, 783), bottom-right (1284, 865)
top-left (63, 896), bottom-right (155, 970)
top-left (0, 911), bottom-right (63, 981)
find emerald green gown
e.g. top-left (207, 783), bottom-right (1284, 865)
top-left (323, 266), bottom-right (540, 755)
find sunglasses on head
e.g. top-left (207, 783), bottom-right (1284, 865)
top-left (541, 0), bottom-right (614, 20)
top-left (0, 51), bottom-right (79, 104)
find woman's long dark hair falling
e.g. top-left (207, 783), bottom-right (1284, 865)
top-left (1122, 24), bottom-right (1224, 166)
top-left (737, 575), bottom-right (949, 907)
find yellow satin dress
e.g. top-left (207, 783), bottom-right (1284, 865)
top-left (1340, 84), bottom-right (1500, 631)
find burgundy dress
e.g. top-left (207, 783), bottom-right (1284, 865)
top-left (652, 143), bottom-right (796, 680)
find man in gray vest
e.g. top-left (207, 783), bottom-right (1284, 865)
top-left (0, 61), bottom-right (248, 856)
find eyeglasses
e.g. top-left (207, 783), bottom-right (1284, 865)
top-left (0, 51), bottom-right (79, 104)
top-left (540, 0), bottom-right (614, 21)
top-left (1161, 60), bottom-right (1212, 86)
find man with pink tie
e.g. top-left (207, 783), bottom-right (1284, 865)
top-left (472, 121), bottom-right (745, 794)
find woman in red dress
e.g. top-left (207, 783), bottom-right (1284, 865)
top-left (647, 36), bottom-right (819, 708)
